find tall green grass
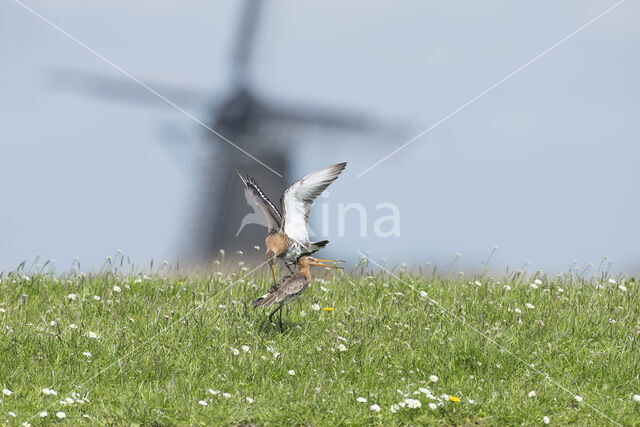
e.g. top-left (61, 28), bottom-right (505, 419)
top-left (0, 254), bottom-right (638, 425)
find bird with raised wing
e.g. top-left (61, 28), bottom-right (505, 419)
top-left (253, 255), bottom-right (341, 329)
top-left (237, 162), bottom-right (346, 283)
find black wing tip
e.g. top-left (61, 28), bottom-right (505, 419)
top-left (315, 240), bottom-right (329, 247)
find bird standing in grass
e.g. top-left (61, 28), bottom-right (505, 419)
top-left (237, 162), bottom-right (347, 283)
top-left (253, 255), bottom-right (341, 329)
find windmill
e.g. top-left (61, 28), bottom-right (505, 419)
top-left (52, 0), bottom-right (390, 264)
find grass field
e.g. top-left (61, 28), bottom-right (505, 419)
top-left (1, 254), bottom-right (639, 425)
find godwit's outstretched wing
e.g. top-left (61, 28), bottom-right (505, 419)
top-left (237, 171), bottom-right (282, 233)
top-left (280, 162), bottom-right (347, 249)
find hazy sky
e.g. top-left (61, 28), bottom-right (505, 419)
top-left (1, 0), bottom-right (638, 274)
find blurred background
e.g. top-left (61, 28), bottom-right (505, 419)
top-left (1, 0), bottom-right (638, 274)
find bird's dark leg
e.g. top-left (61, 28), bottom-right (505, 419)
top-left (286, 262), bottom-right (295, 274)
top-left (268, 306), bottom-right (280, 325)
top-left (278, 305), bottom-right (283, 330)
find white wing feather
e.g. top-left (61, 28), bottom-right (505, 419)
top-left (281, 162), bottom-right (347, 248)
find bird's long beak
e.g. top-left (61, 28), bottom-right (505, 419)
top-left (309, 258), bottom-right (343, 268)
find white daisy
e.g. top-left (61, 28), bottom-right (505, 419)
top-left (273, 352), bottom-right (281, 358)
top-left (428, 402), bottom-right (438, 409)
top-left (241, 345), bottom-right (250, 353)
top-left (430, 375), bottom-right (438, 382)
top-left (56, 412), bottom-right (66, 418)
top-left (40, 411), bottom-right (48, 417)
top-left (534, 279), bottom-right (542, 285)
top-left (338, 344), bottom-right (347, 352)
top-left (246, 397), bottom-right (254, 403)
top-left (312, 303), bottom-right (320, 311)
top-left (530, 283), bottom-right (538, 289)
top-left (288, 370), bottom-right (296, 376)
top-left (223, 393), bottom-right (231, 399)
top-left (390, 404), bottom-right (400, 413)
top-left (8, 411), bottom-right (16, 417)
top-left (67, 294), bottom-right (78, 300)
top-left (198, 400), bottom-right (208, 406)
top-left (543, 416), bottom-right (550, 424)
top-left (232, 348), bottom-right (240, 356)
top-left (42, 388), bottom-right (57, 396)
top-left (88, 331), bottom-right (98, 339)
top-left (633, 394), bottom-right (640, 402)
top-left (503, 285), bottom-right (511, 290)
top-left (526, 303), bottom-right (535, 309)
top-left (474, 281), bottom-right (482, 287)
top-left (83, 351), bottom-right (92, 357)
top-left (370, 403), bottom-right (380, 412)
top-left (300, 311), bottom-right (306, 317)
top-left (113, 286), bottom-right (121, 293)
top-left (70, 324), bottom-right (78, 330)
top-left (514, 308), bottom-right (522, 313)
top-left (405, 398), bottom-right (421, 408)
top-left (93, 295), bottom-right (101, 301)
top-left (2, 388), bottom-right (12, 396)
top-left (528, 390), bottom-right (536, 397)
top-left (357, 397), bottom-right (367, 403)
top-left (208, 389), bottom-right (219, 395)
top-left (574, 395), bottom-right (583, 402)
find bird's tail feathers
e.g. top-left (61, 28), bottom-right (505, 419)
top-left (253, 292), bottom-right (276, 307)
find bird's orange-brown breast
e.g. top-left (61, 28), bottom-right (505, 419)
top-left (265, 232), bottom-right (289, 256)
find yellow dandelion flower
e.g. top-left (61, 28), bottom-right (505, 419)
top-left (323, 307), bottom-right (334, 312)
top-left (449, 395), bottom-right (461, 402)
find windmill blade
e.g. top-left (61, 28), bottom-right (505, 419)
top-left (49, 67), bottom-right (209, 109)
top-left (230, 0), bottom-right (263, 88)
top-left (260, 97), bottom-right (404, 138)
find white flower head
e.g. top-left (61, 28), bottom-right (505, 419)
top-left (223, 392), bottom-right (231, 399)
top-left (474, 281), bottom-right (482, 287)
top-left (405, 398), bottom-right (421, 408)
top-left (338, 344), bottom-right (347, 352)
top-left (198, 400), bottom-right (207, 406)
top-left (232, 348), bottom-right (240, 356)
top-left (357, 397), bottom-right (367, 403)
top-left (113, 285), bottom-right (121, 293)
top-left (2, 388), bottom-right (12, 396)
top-left (530, 283), bottom-right (538, 289)
top-left (370, 403), bottom-right (380, 412)
top-left (208, 389), bottom-right (219, 395)
top-left (534, 279), bottom-right (542, 285)
top-left (8, 411), bottom-right (16, 417)
top-left (88, 331), bottom-right (98, 339)
top-left (633, 394), bottom-right (640, 402)
top-left (574, 395), bottom-right (583, 402)
top-left (526, 303), bottom-right (535, 309)
top-left (300, 311), bottom-right (306, 317)
top-left (528, 390), bottom-right (536, 397)
top-left (543, 416), bottom-right (550, 424)
top-left (246, 397), bottom-right (254, 403)
top-left (39, 411), bottom-right (48, 417)
top-left (390, 403), bottom-right (399, 413)
top-left (70, 324), bottom-right (78, 330)
top-left (430, 375), bottom-right (438, 382)
top-left (241, 345), bottom-right (250, 353)
top-left (429, 402), bottom-right (438, 409)
top-left (288, 369), bottom-right (296, 376)
top-left (312, 303), bottom-right (320, 311)
top-left (56, 412), bottom-right (66, 419)
top-left (503, 284), bottom-right (511, 290)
